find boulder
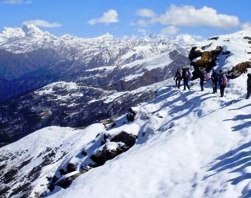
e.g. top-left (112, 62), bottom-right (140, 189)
top-left (110, 131), bottom-right (137, 148)
top-left (56, 172), bottom-right (81, 189)
top-left (66, 163), bottom-right (76, 173)
top-left (90, 131), bottom-right (137, 166)
top-left (90, 146), bottom-right (119, 166)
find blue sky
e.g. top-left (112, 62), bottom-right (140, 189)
top-left (0, 0), bottom-right (251, 38)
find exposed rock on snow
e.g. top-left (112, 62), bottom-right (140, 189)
top-left (43, 129), bottom-right (138, 195)
top-left (189, 46), bottom-right (222, 74)
top-left (189, 30), bottom-right (251, 79)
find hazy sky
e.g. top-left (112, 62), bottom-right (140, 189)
top-left (0, 0), bottom-right (250, 38)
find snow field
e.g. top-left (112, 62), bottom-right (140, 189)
top-left (49, 74), bottom-right (251, 198)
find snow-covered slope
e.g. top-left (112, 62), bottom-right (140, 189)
top-left (1, 29), bottom-right (251, 198)
top-left (47, 73), bottom-right (251, 198)
top-left (1, 69), bottom-right (251, 198)
top-left (0, 124), bottom-right (106, 197)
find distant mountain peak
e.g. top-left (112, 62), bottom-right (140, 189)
top-left (21, 24), bottom-right (44, 37)
top-left (96, 32), bottom-right (114, 40)
top-left (0, 26), bottom-right (25, 38)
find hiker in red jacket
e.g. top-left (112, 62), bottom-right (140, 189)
top-left (218, 70), bottom-right (227, 97)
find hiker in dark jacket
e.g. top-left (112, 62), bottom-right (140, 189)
top-left (174, 68), bottom-right (182, 89)
top-left (182, 68), bottom-right (191, 91)
top-left (219, 70), bottom-right (227, 97)
top-left (246, 73), bottom-right (251, 99)
top-left (198, 68), bottom-right (205, 91)
top-left (211, 69), bottom-right (219, 94)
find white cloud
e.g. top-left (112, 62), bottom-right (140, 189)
top-left (88, 9), bottom-right (119, 25)
top-left (3, 0), bottom-right (31, 4)
top-left (136, 5), bottom-right (240, 29)
top-left (241, 22), bottom-right (251, 30)
top-left (136, 8), bottom-right (156, 18)
top-left (158, 5), bottom-right (239, 28)
top-left (23, 20), bottom-right (62, 28)
top-left (161, 26), bottom-right (179, 35)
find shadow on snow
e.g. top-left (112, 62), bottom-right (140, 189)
top-left (224, 114), bottom-right (251, 132)
top-left (206, 141), bottom-right (251, 197)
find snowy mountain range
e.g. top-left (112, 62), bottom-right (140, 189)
top-left (0, 24), bottom-right (194, 84)
top-left (0, 27), bottom-right (251, 198)
top-left (0, 25), bottom-right (194, 146)
top-left (0, 25), bottom-right (195, 100)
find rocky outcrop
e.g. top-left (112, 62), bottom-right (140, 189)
top-left (189, 46), bottom-right (222, 79)
top-left (44, 131), bottom-right (137, 195)
top-left (227, 61), bottom-right (251, 79)
top-left (110, 131), bottom-right (137, 147)
top-left (188, 32), bottom-right (251, 80)
top-left (189, 45), bottom-right (251, 80)
top-left (190, 46), bottom-right (222, 71)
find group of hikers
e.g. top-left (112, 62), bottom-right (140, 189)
top-left (174, 67), bottom-right (251, 98)
top-left (124, 67), bottom-right (251, 124)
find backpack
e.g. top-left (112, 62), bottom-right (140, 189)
top-left (211, 72), bottom-right (218, 82)
top-left (184, 70), bottom-right (191, 79)
top-left (176, 70), bottom-right (182, 79)
top-left (202, 69), bottom-right (209, 81)
top-left (220, 74), bottom-right (227, 86)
